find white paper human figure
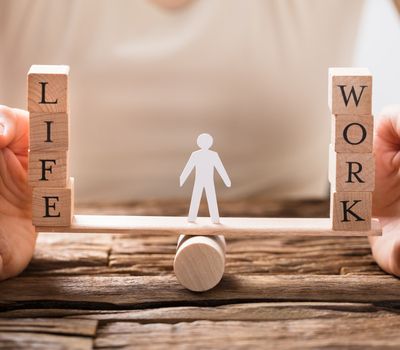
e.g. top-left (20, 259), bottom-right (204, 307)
top-left (180, 133), bottom-right (231, 224)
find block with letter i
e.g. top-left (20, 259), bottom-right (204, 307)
top-left (328, 67), bottom-right (374, 232)
top-left (28, 65), bottom-right (74, 227)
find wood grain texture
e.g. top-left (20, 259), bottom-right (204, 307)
top-left (1, 274), bottom-right (400, 305)
top-left (0, 332), bottom-right (93, 350)
top-left (27, 65), bottom-right (69, 113)
top-left (328, 67), bottom-right (372, 115)
top-left (331, 114), bottom-right (373, 153)
top-left (94, 317), bottom-right (400, 349)
top-left (0, 301), bottom-right (395, 321)
top-left (0, 318), bottom-right (97, 336)
top-left (32, 177), bottom-right (74, 226)
top-left (28, 150), bottom-right (68, 187)
top-left (29, 112), bottom-right (69, 151)
top-left (0, 199), bottom-right (398, 349)
top-left (34, 215), bottom-right (382, 236)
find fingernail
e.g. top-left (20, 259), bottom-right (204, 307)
top-left (0, 123), bottom-right (4, 135)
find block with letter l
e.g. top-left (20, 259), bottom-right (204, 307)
top-left (32, 177), bottom-right (74, 226)
top-left (28, 65), bottom-right (69, 113)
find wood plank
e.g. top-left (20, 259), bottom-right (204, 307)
top-left (24, 230), bottom-right (379, 278)
top-left (22, 229), bottom-right (380, 277)
top-left (0, 332), bottom-right (93, 350)
top-left (35, 215), bottom-right (382, 236)
top-left (0, 302), bottom-right (395, 321)
top-left (1, 275), bottom-right (399, 306)
top-left (2, 199), bottom-right (394, 349)
top-left (94, 317), bottom-right (400, 350)
top-left (0, 318), bottom-right (97, 336)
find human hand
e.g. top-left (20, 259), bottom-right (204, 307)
top-left (370, 105), bottom-right (400, 276)
top-left (0, 105), bottom-right (36, 281)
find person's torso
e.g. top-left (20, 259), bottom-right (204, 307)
top-left (0, 0), bottom-right (364, 202)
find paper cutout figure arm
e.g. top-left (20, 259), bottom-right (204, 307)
top-left (214, 153), bottom-right (231, 187)
top-left (179, 153), bottom-right (195, 187)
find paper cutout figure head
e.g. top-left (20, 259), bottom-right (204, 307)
top-left (197, 133), bottom-right (213, 150)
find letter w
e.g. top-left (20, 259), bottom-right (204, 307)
top-left (337, 85), bottom-right (367, 107)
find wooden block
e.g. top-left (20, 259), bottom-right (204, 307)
top-left (328, 67), bottom-right (372, 115)
top-left (28, 65), bottom-right (69, 113)
top-left (32, 177), bottom-right (74, 226)
top-left (174, 235), bottom-right (226, 292)
top-left (29, 112), bottom-right (69, 151)
top-left (332, 114), bottom-right (373, 153)
top-left (331, 191), bottom-right (372, 231)
top-left (329, 145), bottom-right (375, 192)
top-left (34, 216), bottom-right (382, 236)
top-left (28, 151), bottom-right (68, 187)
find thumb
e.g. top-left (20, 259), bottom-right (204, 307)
top-left (375, 105), bottom-right (400, 146)
top-left (0, 105), bottom-right (17, 149)
top-left (373, 105), bottom-right (400, 217)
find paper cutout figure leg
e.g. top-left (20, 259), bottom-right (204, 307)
top-left (180, 133), bottom-right (231, 224)
top-left (188, 180), bottom-right (203, 222)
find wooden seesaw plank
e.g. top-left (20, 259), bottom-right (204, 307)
top-left (35, 215), bottom-right (382, 236)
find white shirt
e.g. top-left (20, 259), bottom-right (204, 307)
top-left (0, 0), bottom-right (364, 202)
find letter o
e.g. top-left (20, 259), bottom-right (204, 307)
top-left (343, 123), bottom-right (367, 145)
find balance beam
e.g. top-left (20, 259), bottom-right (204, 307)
top-left (35, 215), bottom-right (382, 236)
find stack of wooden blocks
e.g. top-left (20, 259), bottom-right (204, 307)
top-left (328, 68), bottom-right (374, 231)
top-left (28, 65), bottom-right (74, 227)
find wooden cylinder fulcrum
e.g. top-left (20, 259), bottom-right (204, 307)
top-left (174, 235), bottom-right (226, 292)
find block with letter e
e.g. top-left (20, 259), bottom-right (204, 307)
top-left (28, 65), bottom-right (69, 113)
top-left (32, 178), bottom-right (74, 227)
top-left (328, 67), bottom-right (372, 116)
top-left (331, 191), bottom-right (372, 231)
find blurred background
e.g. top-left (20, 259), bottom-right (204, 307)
top-left (0, 0), bottom-right (399, 204)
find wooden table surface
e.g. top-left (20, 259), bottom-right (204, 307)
top-left (1, 198), bottom-right (399, 350)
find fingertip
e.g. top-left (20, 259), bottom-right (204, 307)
top-left (12, 107), bottom-right (29, 120)
top-left (369, 231), bottom-right (400, 278)
top-left (0, 105), bottom-right (17, 148)
top-left (379, 105), bottom-right (400, 118)
top-left (389, 239), bottom-right (400, 277)
top-left (0, 255), bottom-right (3, 279)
